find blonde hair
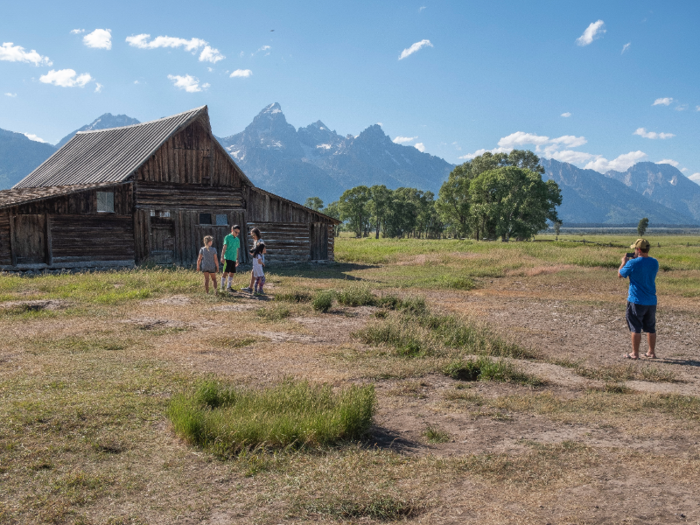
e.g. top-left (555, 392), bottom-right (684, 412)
top-left (203, 235), bottom-right (213, 246)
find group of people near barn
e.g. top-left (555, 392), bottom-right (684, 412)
top-left (196, 225), bottom-right (266, 295)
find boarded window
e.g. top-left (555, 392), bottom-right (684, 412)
top-left (215, 214), bottom-right (228, 226)
top-left (150, 210), bottom-right (156, 217)
top-left (97, 192), bottom-right (114, 213)
top-left (159, 211), bottom-right (171, 218)
top-left (199, 213), bottom-right (212, 225)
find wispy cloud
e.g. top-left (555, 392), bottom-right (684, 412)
top-left (23, 133), bottom-right (46, 143)
top-left (399, 39), bottom-right (433, 60)
top-left (94, 83), bottom-right (103, 93)
top-left (585, 151), bottom-right (647, 172)
top-left (4, 92), bottom-right (17, 97)
top-left (576, 20), bottom-right (606, 46)
top-left (653, 97), bottom-right (673, 106)
top-left (126, 34), bottom-right (225, 63)
top-left (621, 42), bottom-right (631, 54)
top-left (419, 6), bottom-right (427, 11)
top-left (657, 159), bottom-right (679, 167)
top-left (414, 143), bottom-right (426, 152)
top-left (83, 29), bottom-right (111, 50)
top-left (697, 106), bottom-right (700, 112)
top-left (70, 29), bottom-right (85, 34)
top-left (0, 42), bottom-right (52, 66)
top-left (688, 173), bottom-right (700, 185)
top-left (633, 128), bottom-right (674, 139)
top-left (561, 112), bottom-right (572, 118)
top-left (675, 104), bottom-right (688, 111)
top-left (167, 74), bottom-right (209, 92)
top-left (393, 136), bottom-right (417, 144)
top-left (40, 69), bottom-right (93, 88)
top-left (230, 69), bottom-right (252, 78)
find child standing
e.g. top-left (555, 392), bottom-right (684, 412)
top-left (251, 242), bottom-right (266, 294)
top-left (197, 236), bottom-right (219, 294)
top-left (242, 227), bottom-right (266, 293)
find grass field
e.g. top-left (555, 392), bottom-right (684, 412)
top-left (1, 234), bottom-right (699, 524)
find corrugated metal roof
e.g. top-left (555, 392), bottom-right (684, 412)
top-left (14, 106), bottom-right (208, 189)
top-left (0, 182), bottom-right (123, 210)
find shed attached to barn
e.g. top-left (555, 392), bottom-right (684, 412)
top-left (0, 106), bottom-right (339, 271)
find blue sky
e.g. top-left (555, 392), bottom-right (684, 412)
top-left (1, 0), bottom-right (699, 181)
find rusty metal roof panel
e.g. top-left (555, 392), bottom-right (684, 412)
top-left (14, 106), bottom-right (208, 189)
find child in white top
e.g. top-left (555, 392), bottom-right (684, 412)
top-left (252, 242), bottom-right (265, 294)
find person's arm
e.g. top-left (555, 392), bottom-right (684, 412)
top-left (618, 256), bottom-right (630, 279)
top-left (221, 243), bottom-right (227, 263)
top-left (235, 246), bottom-right (239, 266)
top-left (197, 253), bottom-right (203, 272)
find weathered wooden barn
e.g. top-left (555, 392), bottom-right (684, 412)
top-left (0, 106), bottom-right (338, 271)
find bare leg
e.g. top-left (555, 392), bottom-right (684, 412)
top-left (630, 333), bottom-right (641, 358)
top-left (204, 273), bottom-right (210, 293)
top-left (646, 333), bottom-right (657, 357)
top-left (250, 271), bottom-right (255, 290)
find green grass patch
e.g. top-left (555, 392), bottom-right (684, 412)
top-left (552, 359), bottom-right (677, 383)
top-left (443, 357), bottom-right (543, 386)
top-left (312, 291), bottom-right (334, 312)
top-left (274, 290), bottom-right (313, 303)
top-left (211, 336), bottom-right (259, 349)
top-left (304, 495), bottom-right (419, 521)
top-left (256, 305), bottom-right (291, 321)
top-left (424, 425), bottom-right (451, 444)
top-left (167, 379), bottom-right (376, 456)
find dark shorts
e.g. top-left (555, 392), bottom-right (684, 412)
top-left (626, 302), bottom-right (656, 333)
top-left (222, 260), bottom-right (237, 273)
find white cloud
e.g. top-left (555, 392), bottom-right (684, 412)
top-left (94, 82), bottom-right (103, 93)
top-left (584, 151), bottom-right (647, 172)
top-left (688, 173), bottom-right (700, 184)
top-left (681, 168), bottom-right (689, 173)
top-left (547, 150), bottom-right (597, 164)
top-left (70, 29), bottom-right (85, 34)
top-left (40, 69), bottom-right (93, 88)
top-left (653, 97), bottom-right (673, 106)
top-left (561, 112), bottom-right (572, 118)
top-left (697, 106), bottom-right (700, 111)
top-left (23, 133), bottom-right (46, 143)
top-left (633, 127), bottom-right (675, 139)
top-left (393, 136), bottom-right (417, 144)
top-left (199, 45), bottom-right (225, 63)
top-left (126, 34), bottom-right (225, 62)
top-left (0, 42), bottom-right (52, 66)
top-left (419, 6), bottom-right (427, 11)
top-left (230, 69), bottom-right (252, 78)
top-left (414, 143), bottom-right (426, 152)
top-left (576, 20), bottom-right (606, 46)
top-left (399, 39), bottom-right (433, 60)
top-left (258, 45), bottom-right (271, 52)
top-left (83, 29), bottom-right (111, 50)
top-left (657, 159), bottom-right (679, 167)
top-left (167, 74), bottom-right (209, 92)
top-left (4, 92), bottom-right (17, 97)
top-left (621, 42), bottom-right (631, 54)
top-left (675, 104), bottom-right (688, 111)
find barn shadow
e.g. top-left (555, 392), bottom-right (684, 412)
top-left (271, 263), bottom-right (376, 282)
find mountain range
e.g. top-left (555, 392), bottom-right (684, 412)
top-left (1, 104), bottom-right (699, 225)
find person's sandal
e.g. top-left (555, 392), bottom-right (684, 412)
top-left (623, 353), bottom-right (639, 360)
top-left (643, 353), bottom-right (657, 359)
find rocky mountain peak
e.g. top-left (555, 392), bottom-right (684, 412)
top-left (56, 113), bottom-right (141, 149)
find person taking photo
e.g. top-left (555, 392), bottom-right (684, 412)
top-left (618, 238), bottom-right (659, 360)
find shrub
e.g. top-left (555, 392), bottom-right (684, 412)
top-left (442, 357), bottom-right (543, 386)
top-left (274, 290), bottom-right (313, 303)
top-left (336, 286), bottom-right (376, 307)
top-left (312, 291), bottom-right (334, 312)
top-left (443, 360), bottom-right (480, 381)
top-left (167, 379), bottom-right (376, 456)
top-left (424, 425), bottom-right (451, 443)
top-left (354, 320), bottom-right (431, 357)
top-left (256, 305), bottom-right (291, 321)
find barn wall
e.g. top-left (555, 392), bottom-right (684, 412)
top-left (50, 215), bottom-right (134, 264)
top-left (135, 118), bottom-right (244, 188)
top-left (0, 212), bottom-right (12, 265)
top-left (246, 222), bottom-right (311, 264)
top-left (11, 184), bottom-right (132, 215)
top-left (134, 183), bottom-right (244, 209)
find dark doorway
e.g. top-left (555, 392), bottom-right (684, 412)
top-left (12, 215), bottom-right (47, 265)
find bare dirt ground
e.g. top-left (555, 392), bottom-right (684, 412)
top-left (2, 268), bottom-right (700, 524)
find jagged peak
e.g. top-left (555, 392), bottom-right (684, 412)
top-left (260, 102), bottom-right (283, 115)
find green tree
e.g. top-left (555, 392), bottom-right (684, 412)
top-left (304, 196), bottom-right (324, 211)
top-left (383, 187), bottom-right (419, 238)
top-left (469, 167), bottom-right (561, 241)
top-left (367, 185), bottom-right (392, 239)
top-left (339, 186), bottom-right (371, 237)
top-left (637, 217), bottom-right (649, 237)
top-left (323, 201), bottom-right (341, 236)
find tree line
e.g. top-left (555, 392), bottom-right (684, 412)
top-left (306, 150), bottom-right (563, 241)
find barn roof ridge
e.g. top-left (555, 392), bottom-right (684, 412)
top-left (75, 105), bottom-right (209, 135)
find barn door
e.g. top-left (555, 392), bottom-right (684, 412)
top-left (12, 215), bottom-right (47, 265)
top-left (150, 217), bottom-right (175, 264)
top-left (310, 222), bottom-right (328, 260)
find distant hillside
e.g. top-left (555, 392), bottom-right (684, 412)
top-left (56, 113), bottom-right (141, 149)
top-left (217, 103), bottom-right (454, 204)
top-left (605, 162), bottom-right (700, 222)
top-left (541, 158), bottom-right (696, 225)
top-left (0, 129), bottom-right (56, 189)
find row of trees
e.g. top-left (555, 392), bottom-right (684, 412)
top-left (305, 150), bottom-right (563, 241)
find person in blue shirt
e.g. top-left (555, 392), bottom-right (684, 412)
top-left (618, 238), bottom-right (659, 359)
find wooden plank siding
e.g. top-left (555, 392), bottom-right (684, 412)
top-left (134, 183), bottom-right (244, 210)
top-left (0, 212), bottom-right (12, 265)
top-left (7, 184), bottom-right (132, 216)
top-left (50, 215), bottom-right (134, 263)
top-left (246, 222), bottom-right (311, 264)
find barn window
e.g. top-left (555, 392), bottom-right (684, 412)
top-left (96, 192), bottom-right (114, 213)
top-left (199, 213), bottom-right (212, 225)
top-left (159, 211), bottom-right (170, 218)
top-left (150, 210), bottom-right (156, 217)
top-left (215, 214), bottom-right (228, 226)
